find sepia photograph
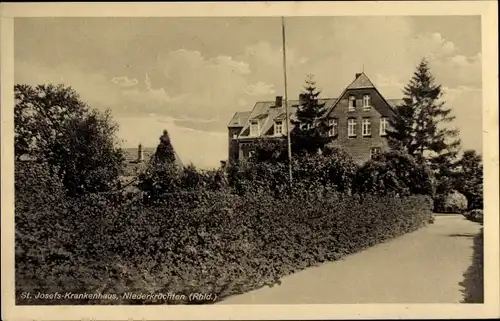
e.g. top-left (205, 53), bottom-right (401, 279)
top-left (1, 1), bottom-right (499, 320)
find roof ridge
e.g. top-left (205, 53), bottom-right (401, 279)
top-left (346, 72), bottom-right (375, 90)
top-left (254, 97), bottom-right (338, 103)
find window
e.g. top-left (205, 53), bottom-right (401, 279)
top-left (300, 123), bottom-right (311, 130)
top-left (348, 95), bottom-right (356, 111)
top-left (232, 133), bottom-right (238, 139)
top-left (362, 118), bottom-right (372, 136)
top-left (363, 95), bottom-right (371, 110)
top-left (380, 117), bottom-right (388, 136)
top-left (249, 150), bottom-right (255, 158)
top-left (348, 118), bottom-right (357, 137)
top-left (274, 121), bottom-right (283, 136)
top-left (370, 147), bottom-right (381, 159)
top-left (328, 118), bottom-right (338, 137)
top-left (250, 121), bottom-right (259, 136)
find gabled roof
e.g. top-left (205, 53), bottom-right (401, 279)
top-left (327, 72), bottom-right (401, 118)
top-left (237, 98), bottom-right (338, 138)
top-left (228, 111), bottom-right (251, 127)
top-left (122, 147), bottom-right (183, 177)
top-left (346, 72), bottom-right (375, 89)
top-left (232, 73), bottom-right (405, 138)
top-left (251, 113), bottom-right (269, 121)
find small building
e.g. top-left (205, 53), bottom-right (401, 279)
top-left (227, 72), bottom-right (403, 164)
top-left (122, 144), bottom-right (183, 177)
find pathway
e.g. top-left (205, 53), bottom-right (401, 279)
top-left (219, 214), bottom-right (481, 304)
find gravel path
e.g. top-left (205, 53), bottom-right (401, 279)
top-left (220, 214), bottom-right (482, 304)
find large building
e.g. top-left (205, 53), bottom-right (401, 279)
top-left (227, 72), bottom-right (403, 164)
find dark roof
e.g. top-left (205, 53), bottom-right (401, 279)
top-left (231, 72), bottom-right (404, 139)
top-left (122, 147), bottom-right (183, 177)
top-left (228, 111), bottom-right (252, 127)
top-left (236, 98), bottom-right (338, 138)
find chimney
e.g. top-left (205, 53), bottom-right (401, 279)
top-left (137, 143), bottom-right (144, 162)
top-left (355, 73), bottom-right (362, 79)
top-left (275, 96), bottom-right (283, 107)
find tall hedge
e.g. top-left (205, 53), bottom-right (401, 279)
top-left (16, 182), bottom-right (433, 305)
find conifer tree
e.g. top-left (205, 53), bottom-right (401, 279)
top-left (153, 129), bottom-right (177, 164)
top-left (291, 74), bottom-right (331, 155)
top-left (387, 58), bottom-right (461, 174)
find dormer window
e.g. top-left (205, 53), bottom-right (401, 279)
top-left (348, 95), bottom-right (356, 111)
top-left (274, 121), bottom-right (284, 136)
top-left (250, 120), bottom-right (259, 136)
top-left (363, 95), bottom-right (371, 110)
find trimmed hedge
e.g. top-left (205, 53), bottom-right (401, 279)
top-left (16, 172), bottom-right (434, 304)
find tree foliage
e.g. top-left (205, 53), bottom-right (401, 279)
top-left (294, 147), bottom-right (358, 192)
top-left (138, 130), bottom-right (180, 201)
top-left (14, 84), bottom-right (89, 160)
top-left (354, 150), bottom-right (435, 197)
top-left (250, 137), bottom-right (288, 164)
top-left (386, 59), bottom-right (461, 174)
top-left (455, 150), bottom-right (483, 209)
top-left (14, 84), bottom-right (124, 196)
top-left (434, 190), bottom-right (468, 213)
top-left (152, 130), bottom-right (177, 165)
top-left (291, 74), bottom-right (331, 155)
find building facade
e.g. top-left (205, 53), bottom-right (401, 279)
top-left (227, 72), bottom-right (403, 164)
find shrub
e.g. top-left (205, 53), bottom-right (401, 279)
top-left (137, 161), bottom-right (183, 202)
top-left (294, 147), bottom-right (358, 192)
top-left (354, 150), bottom-right (434, 196)
top-left (251, 137), bottom-right (288, 164)
top-left (228, 159), bottom-right (290, 197)
top-left (434, 190), bottom-right (468, 213)
top-left (465, 209), bottom-right (483, 223)
top-left (230, 147), bottom-right (358, 196)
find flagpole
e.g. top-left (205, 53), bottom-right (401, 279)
top-left (282, 16), bottom-right (293, 184)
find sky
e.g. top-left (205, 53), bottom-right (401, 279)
top-left (14, 16), bottom-right (482, 169)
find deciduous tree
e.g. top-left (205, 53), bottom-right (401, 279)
top-left (14, 84), bottom-right (124, 196)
